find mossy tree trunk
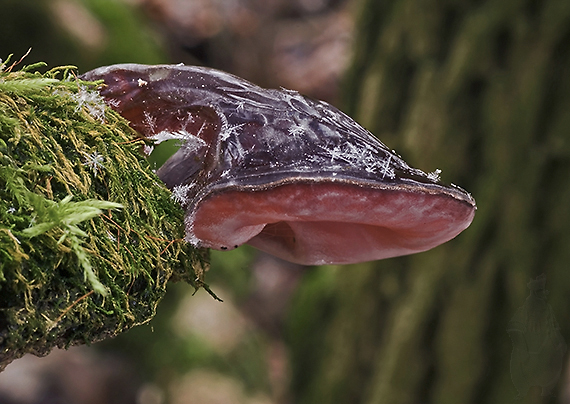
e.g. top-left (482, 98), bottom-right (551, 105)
top-left (288, 0), bottom-right (570, 403)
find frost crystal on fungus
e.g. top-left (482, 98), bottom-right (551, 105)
top-left (71, 85), bottom-right (106, 122)
top-left (171, 184), bottom-right (194, 205)
top-left (428, 169), bottom-right (442, 182)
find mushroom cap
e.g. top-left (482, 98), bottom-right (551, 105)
top-left (81, 64), bottom-right (476, 265)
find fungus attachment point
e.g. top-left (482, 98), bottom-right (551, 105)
top-left (81, 64), bottom-right (476, 265)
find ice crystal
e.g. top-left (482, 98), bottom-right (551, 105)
top-left (143, 111), bottom-right (157, 133)
top-left (427, 169), bottom-right (442, 182)
top-left (288, 118), bottom-right (312, 139)
top-left (381, 155), bottom-right (394, 179)
top-left (171, 183), bottom-right (194, 205)
top-left (106, 231), bottom-right (117, 242)
top-left (327, 145), bottom-right (344, 163)
top-left (221, 123), bottom-right (246, 141)
top-left (235, 100), bottom-right (245, 113)
top-left (142, 144), bottom-right (154, 156)
top-left (83, 151), bottom-right (105, 177)
top-left (71, 85), bottom-right (106, 122)
top-left (288, 125), bottom-right (304, 138)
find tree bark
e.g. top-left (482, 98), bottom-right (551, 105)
top-left (288, 0), bottom-right (570, 403)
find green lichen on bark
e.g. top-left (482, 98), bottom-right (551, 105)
top-left (0, 60), bottom-right (209, 371)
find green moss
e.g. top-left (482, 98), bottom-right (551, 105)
top-left (0, 60), bottom-right (210, 371)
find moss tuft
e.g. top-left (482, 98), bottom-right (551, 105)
top-left (0, 61), bottom-right (210, 371)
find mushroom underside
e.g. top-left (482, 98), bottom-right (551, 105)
top-left (188, 182), bottom-right (475, 265)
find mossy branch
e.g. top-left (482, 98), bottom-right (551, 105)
top-left (0, 60), bottom-right (210, 371)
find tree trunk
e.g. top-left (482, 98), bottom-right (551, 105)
top-left (287, 0), bottom-right (570, 403)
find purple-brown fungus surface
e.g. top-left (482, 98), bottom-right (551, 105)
top-left (81, 64), bottom-right (476, 265)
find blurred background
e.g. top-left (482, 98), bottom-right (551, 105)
top-left (1, 0), bottom-right (570, 403)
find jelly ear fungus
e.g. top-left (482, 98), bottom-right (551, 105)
top-left (81, 64), bottom-right (476, 265)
